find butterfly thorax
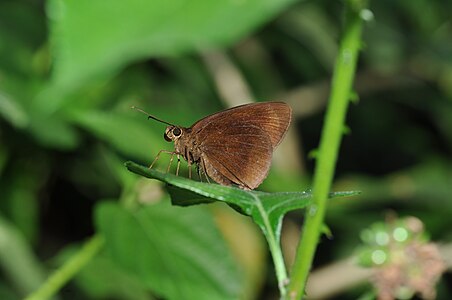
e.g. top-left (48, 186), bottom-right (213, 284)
top-left (164, 126), bottom-right (201, 165)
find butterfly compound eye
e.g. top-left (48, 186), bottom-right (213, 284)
top-left (163, 127), bottom-right (181, 142)
top-left (172, 127), bottom-right (182, 137)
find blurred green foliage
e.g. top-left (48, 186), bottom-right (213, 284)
top-left (0, 0), bottom-right (451, 299)
top-left (96, 201), bottom-right (242, 300)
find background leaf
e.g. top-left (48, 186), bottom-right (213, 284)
top-left (0, 215), bottom-right (46, 298)
top-left (48, 0), bottom-right (297, 93)
top-left (95, 201), bottom-right (242, 300)
top-left (0, 91), bottom-right (28, 128)
top-left (69, 110), bottom-right (161, 161)
top-left (54, 246), bottom-right (151, 300)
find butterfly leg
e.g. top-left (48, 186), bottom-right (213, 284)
top-left (167, 152), bottom-right (175, 173)
top-left (175, 154), bottom-right (181, 176)
top-left (149, 150), bottom-right (177, 169)
top-left (196, 165), bottom-right (204, 182)
top-left (188, 162), bottom-right (192, 179)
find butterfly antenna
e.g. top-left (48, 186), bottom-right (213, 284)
top-left (131, 106), bottom-right (175, 126)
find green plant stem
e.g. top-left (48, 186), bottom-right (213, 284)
top-left (268, 237), bottom-right (288, 297)
top-left (252, 193), bottom-right (288, 296)
top-left (24, 234), bottom-right (105, 300)
top-left (285, 1), bottom-right (367, 299)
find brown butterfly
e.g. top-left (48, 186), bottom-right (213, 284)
top-left (133, 101), bottom-right (292, 190)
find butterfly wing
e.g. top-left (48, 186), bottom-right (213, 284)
top-left (191, 102), bottom-right (291, 189)
top-left (199, 124), bottom-right (273, 189)
top-left (191, 102), bottom-right (292, 148)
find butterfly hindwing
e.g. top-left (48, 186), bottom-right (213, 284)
top-left (198, 123), bottom-right (273, 189)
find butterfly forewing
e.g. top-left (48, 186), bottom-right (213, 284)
top-left (191, 102), bottom-right (292, 148)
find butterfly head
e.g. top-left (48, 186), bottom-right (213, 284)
top-left (164, 126), bottom-right (183, 142)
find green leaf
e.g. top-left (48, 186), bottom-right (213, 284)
top-left (0, 158), bottom-right (49, 244)
top-left (0, 282), bottom-right (17, 300)
top-left (54, 246), bottom-right (150, 300)
top-left (125, 161), bottom-right (358, 243)
top-left (95, 201), bottom-right (242, 300)
top-left (47, 0), bottom-right (297, 92)
top-left (70, 110), bottom-right (163, 161)
top-left (0, 91), bottom-right (28, 128)
top-left (29, 115), bottom-right (79, 149)
top-left (0, 215), bottom-right (46, 297)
